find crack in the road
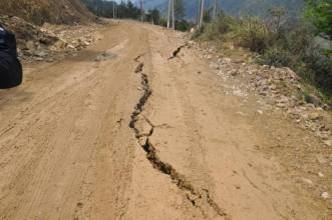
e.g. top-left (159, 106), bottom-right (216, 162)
top-left (168, 44), bottom-right (187, 60)
top-left (135, 63), bottom-right (144, 73)
top-left (129, 55), bottom-right (228, 218)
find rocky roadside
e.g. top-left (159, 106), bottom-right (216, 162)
top-left (187, 40), bottom-right (332, 148)
top-left (0, 15), bottom-right (105, 63)
top-left (187, 39), bottom-right (332, 206)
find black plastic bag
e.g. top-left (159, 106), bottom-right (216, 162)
top-left (0, 27), bottom-right (22, 89)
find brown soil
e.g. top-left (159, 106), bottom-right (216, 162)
top-left (0, 21), bottom-right (331, 220)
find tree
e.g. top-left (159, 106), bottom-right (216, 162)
top-left (167, 0), bottom-right (171, 28)
top-left (198, 0), bottom-right (205, 27)
top-left (203, 9), bottom-right (212, 23)
top-left (174, 0), bottom-right (185, 20)
top-left (267, 6), bottom-right (286, 34)
top-left (147, 9), bottom-right (161, 25)
top-left (305, 0), bottom-right (332, 40)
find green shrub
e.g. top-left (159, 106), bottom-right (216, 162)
top-left (191, 25), bottom-right (205, 39)
top-left (280, 22), bottom-right (316, 56)
top-left (260, 46), bottom-right (293, 67)
top-left (234, 18), bottom-right (272, 53)
top-left (213, 15), bottom-right (234, 35)
top-left (175, 19), bottom-right (193, 32)
top-left (306, 53), bottom-right (332, 94)
top-left (192, 15), bottom-right (234, 40)
top-left (193, 10), bottom-right (332, 98)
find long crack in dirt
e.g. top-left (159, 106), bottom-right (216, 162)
top-left (168, 44), bottom-right (187, 60)
top-left (129, 54), bottom-right (228, 219)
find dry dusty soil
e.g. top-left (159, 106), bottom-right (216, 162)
top-left (0, 21), bottom-right (331, 220)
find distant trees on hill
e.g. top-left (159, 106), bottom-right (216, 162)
top-left (82, 0), bottom-right (165, 23)
top-left (81, 0), bottom-right (141, 20)
top-left (81, 0), bottom-right (193, 31)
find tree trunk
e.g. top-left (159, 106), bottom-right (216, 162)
top-left (199, 0), bottom-right (204, 27)
top-left (171, 0), bottom-right (175, 29)
top-left (167, 0), bottom-right (171, 28)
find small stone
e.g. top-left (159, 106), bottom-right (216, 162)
top-left (308, 112), bottom-right (323, 121)
top-left (35, 57), bottom-right (44, 61)
top-left (323, 140), bottom-right (332, 147)
top-left (235, 185), bottom-right (241, 189)
top-left (318, 172), bottom-right (324, 178)
top-left (257, 110), bottom-right (263, 115)
top-left (230, 70), bottom-right (238, 76)
top-left (223, 58), bottom-right (231, 63)
top-left (25, 40), bottom-right (35, 50)
top-left (322, 104), bottom-right (331, 110)
top-left (301, 178), bottom-right (313, 187)
top-left (321, 192), bottom-right (329, 199)
top-left (316, 155), bottom-right (327, 164)
top-left (276, 103), bottom-right (286, 108)
top-left (67, 44), bottom-right (75, 49)
top-left (83, 41), bottom-right (90, 46)
top-left (35, 51), bottom-right (47, 57)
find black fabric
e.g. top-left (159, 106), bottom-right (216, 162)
top-left (0, 27), bottom-right (22, 89)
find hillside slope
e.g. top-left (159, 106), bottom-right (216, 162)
top-left (0, 0), bottom-right (95, 25)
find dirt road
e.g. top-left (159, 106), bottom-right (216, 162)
top-left (0, 21), bottom-right (330, 220)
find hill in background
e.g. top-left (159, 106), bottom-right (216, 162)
top-left (141, 0), bottom-right (304, 20)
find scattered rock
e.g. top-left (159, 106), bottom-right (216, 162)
top-left (316, 155), bottom-right (328, 164)
top-left (308, 112), bottom-right (323, 121)
top-left (301, 178), bottom-right (314, 187)
top-left (323, 140), bottom-right (332, 147)
top-left (318, 172), bottom-right (324, 178)
top-left (321, 192), bottom-right (329, 199)
top-left (194, 39), bottom-right (331, 147)
top-left (0, 14), bottom-right (99, 63)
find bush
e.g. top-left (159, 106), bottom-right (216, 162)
top-left (306, 53), bottom-right (332, 94)
top-left (234, 18), bottom-right (272, 53)
top-left (260, 46), bottom-right (293, 67)
top-left (175, 19), bottom-right (192, 32)
top-left (213, 15), bottom-right (234, 35)
top-left (258, 19), bottom-right (332, 96)
top-left (280, 22), bottom-right (316, 56)
top-left (192, 15), bottom-right (235, 40)
top-left (193, 11), bottom-right (332, 98)
top-left (192, 25), bottom-right (205, 39)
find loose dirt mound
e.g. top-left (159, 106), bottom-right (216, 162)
top-left (0, 15), bottom-right (98, 62)
top-left (0, 0), bottom-right (94, 25)
top-left (0, 0), bottom-right (97, 62)
top-left (0, 15), bottom-right (58, 49)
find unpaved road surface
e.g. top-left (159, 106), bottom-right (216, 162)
top-left (0, 21), bottom-right (331, 220)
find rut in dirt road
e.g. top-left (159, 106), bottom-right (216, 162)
top-left (129, 54), bottom-right (228, 218)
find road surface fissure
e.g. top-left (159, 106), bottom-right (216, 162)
top-left (168, 44), bottom-right (187, 60)
top-left (129, 54), bottom-right (228, 218)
